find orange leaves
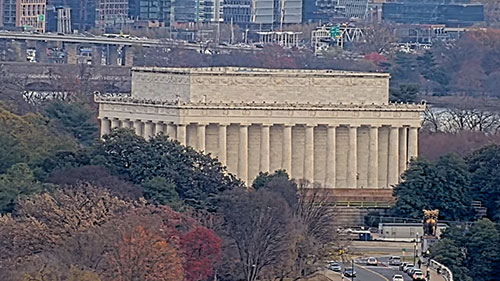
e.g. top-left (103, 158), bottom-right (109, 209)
top-left (181, 227), bottom-right (222, 281)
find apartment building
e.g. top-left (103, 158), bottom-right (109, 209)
top-left (96, 0), bottom-right (128, 27)
top-left (16, 0), bottom-right (47, 32)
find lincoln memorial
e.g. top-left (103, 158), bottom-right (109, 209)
top-left (96, 67), bottom-right (425, 188)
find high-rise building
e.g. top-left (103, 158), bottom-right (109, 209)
top-left (224, 0), bottom-right (301, 26)
top-left (382, 0), bottom-right (484, 27)
top-left (174, 0), bottom-right (223, 23)
top-left (337, 0), bottom-right (368, 18)
top-left (0, 0), bottom-right (4, 28)
top-left (16, 0), bottom-right (47, 32)
top-left (96, 0), bottom-right (128, 27)
top-left (135, 0), bottom-right (173, 25)
top-left (2, 0), bottom-right (17, 28)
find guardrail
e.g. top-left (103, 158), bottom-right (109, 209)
top-left (430, 259), bottom-right (453, 281)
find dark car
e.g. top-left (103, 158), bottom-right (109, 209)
top-left (344, 268), bottom-right (357, 277)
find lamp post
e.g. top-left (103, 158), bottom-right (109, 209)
top-left (414, 232), bottom-right (419, 266)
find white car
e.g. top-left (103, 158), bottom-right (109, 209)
top-left (367, 257), bottom-right (378, 266)
top-left (389, 256), bottom-right (402, 266)
top-left (392, 274), bottom-right (404, 281)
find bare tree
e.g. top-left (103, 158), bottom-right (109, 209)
top-left (218, 189), bottom-right (294, 281)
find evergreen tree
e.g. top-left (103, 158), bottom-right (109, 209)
top-left (43, 101), bottom-right (98, 147)
top-left (466, 219), bottom-right (500, 281)
top-left (468, 144), bottom-right (500, 221)
top-left (142, 176), bottom-right (183, 210)
top-left (392, 155), bottom-right (474, 221)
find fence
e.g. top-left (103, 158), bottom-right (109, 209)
top-left (429, 259), bottom-right (453, 281)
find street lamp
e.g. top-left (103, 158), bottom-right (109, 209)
top-left (351, 259), bottom-right (355, 281)
top-left (414, 232), bottom-right (420, 266)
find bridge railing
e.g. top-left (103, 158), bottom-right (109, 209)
top-left (430, 259), bottom-right (453, 281)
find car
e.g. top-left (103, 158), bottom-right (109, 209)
top-left (329, 262), bottom-right (342, 272)
top-left (399, 262), bottom-right (408, 271)
top-left (367, 257), bottom-right (378, 266)
top-left (344, 268), bottom-right (357, 277)
top-left (404, 264), bottom-right (415, 273)
top-left (408, 268), bottom-right (420, 276)
top-left (390, 256), bottom-right (402, 266)
top-left (392, 274), bottom-right (404, 281)
top-left (412, 271), bottom-right (426, 281)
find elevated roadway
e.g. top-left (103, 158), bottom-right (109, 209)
top-left (0, 31), bottom-right (257, 52)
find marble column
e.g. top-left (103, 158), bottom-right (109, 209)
top-left (347, 125), bottom-right (358, 188)
top-left (408, 127), bottom-right (418, 161)
top-left (399, 127), bottom-right (408, 176)
top-left (155, 122), bottom-right (164, 135)
top-left (325, 125), bottom-right (336, 188)
top-left (304, 124), bottom-right (314, 183)
top-left (176, 123), bottom-right (187, 145)
top-left (388, 126), bottom-right (400, 186)
top-left (218, 124), bottom-right (228, 166)
top-left (166, 123), bottom-right (176, 139)
top-left (239, 124), bottom-right (249, 184)
top-left (260, 124), bottom-right (271, 173)
top-left (100, 118), bottom-right (111, 138)
top-left (197, 123), bottom-right (206, 151)
top-left (122, 119), bottom-right (132, 129)
top-left (282, 124), bottom-right (293, 175)
top-left (111, 118), bottom-right (120, 129)
top-left (144, 121), bottom-right (154, 140)
top-left (368, 126), bottom-right (379, 188)
top-left (133, 120), bottom-right (143, 137)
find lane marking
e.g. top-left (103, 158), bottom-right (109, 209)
top-left (356, 264), bottom-right (390, 281)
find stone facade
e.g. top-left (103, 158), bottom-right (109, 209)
top-left (97, 67), bottom-right (425, 188)
top-left (131, 67), bottom-right (390, 105)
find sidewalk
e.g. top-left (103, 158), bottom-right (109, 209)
top-left (422, 266), bottom-right (446, 281)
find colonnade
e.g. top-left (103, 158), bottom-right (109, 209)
top-left (100, 117), bottom-right (419, 188)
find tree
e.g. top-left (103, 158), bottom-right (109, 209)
top-left (103, 223), bottom-right (184, 281)
top-left (43, 101), bottom-right (98, 147)
top-left (430, 238), bottom-right (472, 281)
top-left (48, 165), bottom-right (143, 200)
top-left (392, 155), bottom-right (474, 221)
top-left (218, 189), bottom-right (293, 281)
top-left (22, 265), bottom-right (102, 281)
top-left (0, 106), bottom-right (76, 174)
top-left (465, 219), bottom-right (500, 281)
top-left (251, 169), bottom-right (289, 190)
top-left (96, 129), bottom-right (242, 210)
top-left (467, 144), bottom-right (500, 220)
top-left (0, 184), bottom-right (133, 269)
top-left (141, 176), bottom-right (182, 209)
top-left (181, 227), bottom-right (222, 281)
top-left (389, 84), bottom-right (419, 103)
top-left (0, 163), bottom-right (47, 213)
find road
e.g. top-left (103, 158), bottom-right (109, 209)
top-left (336, 262), bottom-right (389, 281)
top-left (0, 31), bottom-right (257, 52)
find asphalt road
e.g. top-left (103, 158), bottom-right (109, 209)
top-left (356, 256), bottom-right (422, 281)
top-left (338, 262), bottom-right (388, 281)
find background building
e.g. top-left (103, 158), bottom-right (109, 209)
top-left (96, 0), bottom-right (129, 28)
top-left (16, 0), bottom-right (47, 32)
top-left (224, 0), bottom-right (301, 26)
top-left (337, 0), bottom-right (368, 18)
top-left (2, 0), bottom-right (17, 28)
top-left (382, 0), bottom-right (484, 27)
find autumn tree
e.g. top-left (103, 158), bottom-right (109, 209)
top-left (181, 227), bottom-right (222, 281)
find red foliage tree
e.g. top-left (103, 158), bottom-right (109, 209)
top-left (181, 226), bottom-right (222, 281)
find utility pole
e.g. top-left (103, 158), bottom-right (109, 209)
top-left (230, 17), bottom-right (234, 44)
